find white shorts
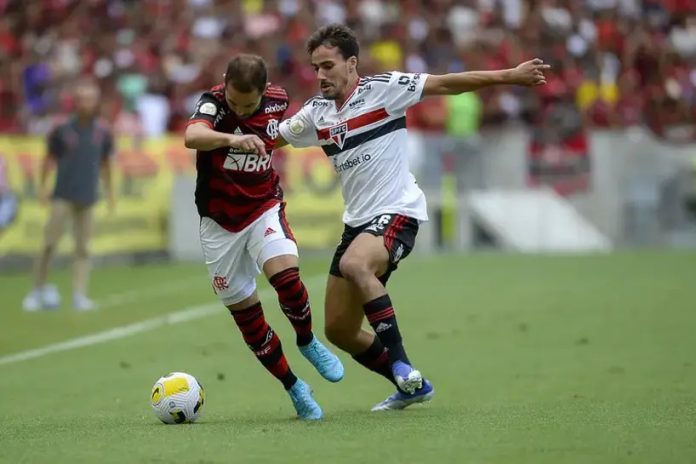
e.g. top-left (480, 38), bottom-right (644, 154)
top-left (199, 203), bottom-right (298, 306)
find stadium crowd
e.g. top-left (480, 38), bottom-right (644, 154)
top-left (0, 0), bottom-right (694, 139)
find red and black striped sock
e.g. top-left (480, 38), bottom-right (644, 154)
top-left (230, 302), bottom-right (297, 390)
top-left (269, 267), bottom-right (313, 346)
top-left (363, 294), bottom-right (410, 365)
top-left (352, 336), bottom-right (397, 387)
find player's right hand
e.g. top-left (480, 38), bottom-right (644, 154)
top-left (511, 58), bottom-right (550, 86)
top-left (229, 134), bottom-right (267, 156)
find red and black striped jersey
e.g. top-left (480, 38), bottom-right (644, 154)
top-left (187, 83), bottom-right (289, 232)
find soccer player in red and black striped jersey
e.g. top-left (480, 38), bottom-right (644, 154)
top-left (184, 54), bottom-right (343, 420)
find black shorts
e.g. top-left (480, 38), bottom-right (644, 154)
top-left (329, 214), bottom-right (419, 284)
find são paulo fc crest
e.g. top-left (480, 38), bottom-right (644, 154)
top-left (329, 123), bottom-right (348, 149)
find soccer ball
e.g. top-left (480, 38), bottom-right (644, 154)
top-left (150, 372), bottom-right (205, 424)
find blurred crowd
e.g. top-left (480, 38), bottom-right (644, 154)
top-left (0, 0), bottom-right (695, 140)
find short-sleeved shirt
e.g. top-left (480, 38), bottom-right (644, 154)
top-left (187, 83), bottom-right (289, 232)
top-left (278, 72), bottom-right (429, 227)
top-left (48, 117), bottom-right (114, 206)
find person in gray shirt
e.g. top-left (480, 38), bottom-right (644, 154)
top-left (23, 82), bottom-right (115, 311)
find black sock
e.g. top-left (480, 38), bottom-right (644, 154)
top-left (363, 294), bottom-right (410, 365)
top-left (352, 336), bottom-right (397, 387)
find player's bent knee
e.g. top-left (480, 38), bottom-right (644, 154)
top-left (338, 255), bottom-right (371, 282)
top-left (220, 279), bottom-right (257, 308)
top-left (225, 293), bottom-right (260, 313)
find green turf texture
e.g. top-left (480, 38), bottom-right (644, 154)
top-left (1, 251), bottom-right (695, 463)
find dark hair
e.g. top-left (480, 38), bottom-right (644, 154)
top-left (306, 23), bottom-right (360, 60)
top-left (224, 54), bottom-right (267, 93)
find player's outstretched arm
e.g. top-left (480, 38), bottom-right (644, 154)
top-left (422, 59), bottom-right (550, 97)
top-left (184, 122), bottom-right (266, 155)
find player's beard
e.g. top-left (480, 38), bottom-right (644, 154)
top-left (320, 81), bottom-right (338, 99)
top-left (320, 75), bottom-right (350, 100)
top-left (322, 70), bottom-right (357, 100)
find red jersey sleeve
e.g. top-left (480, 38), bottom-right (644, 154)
top-left (187, 92), bottom-right (224, 129)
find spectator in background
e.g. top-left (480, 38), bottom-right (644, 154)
top-left (406, 95), bottom-right (448, 133)
top-left (22, 81), bottom-right (115, 312)
top-left (445, 92), bottom-right (483, 138)
top-left (405, 94), bottom-right (449, 179)
top-left (136, 80), bottom-right (171, 137)
top-left (0, 87), bottom-right (20, 133)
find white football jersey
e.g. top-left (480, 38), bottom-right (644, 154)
top-left (279, 71), bottom-right (429, 227)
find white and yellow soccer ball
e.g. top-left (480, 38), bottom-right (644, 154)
top-left (150, 372), bottom-right (205, 424)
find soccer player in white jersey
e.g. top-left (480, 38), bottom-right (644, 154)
top-left (277, 24), bottom-right (549, 411)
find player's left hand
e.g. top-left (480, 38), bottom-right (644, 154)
top-left (511, 59), bottom-right (550, 86)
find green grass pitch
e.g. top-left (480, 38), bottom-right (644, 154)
top-left (1, 251), bottom-right (695, 463)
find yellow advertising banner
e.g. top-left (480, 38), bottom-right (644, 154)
top-left (0, 136), bottom-right (343, 257)
top-left (0, 136), bottom-right (179, 256)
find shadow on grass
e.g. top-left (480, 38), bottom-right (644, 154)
top-left (137, 403), bottom-right (441, 430)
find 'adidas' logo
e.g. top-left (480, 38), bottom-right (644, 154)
top-left (234, 127), bottom-right (243, 135)
top-left (318, 116), bottom-right (325, 124)
top-left (375, 322), bottom-right (392, 333)
top-left (264, 227), bottom-right (276, 237)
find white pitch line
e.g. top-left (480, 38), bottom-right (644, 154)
top-left (0, 275), bottom-right (325, 366)
top-left (0, 302), bottom-right (219, 366)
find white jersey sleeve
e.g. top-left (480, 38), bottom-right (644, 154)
top-left (384, 72), bottom-right (429, 116)
top-left (279, 103), bottom-right (318, 148)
